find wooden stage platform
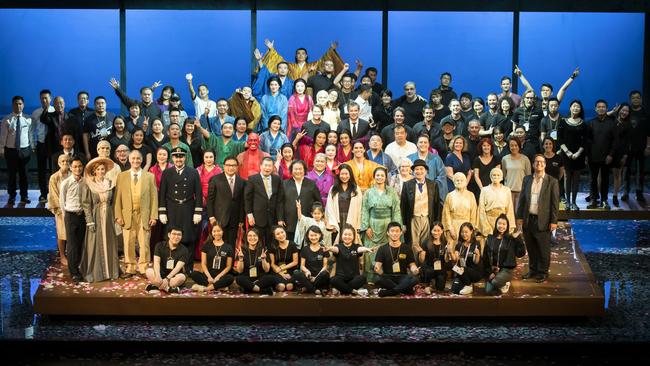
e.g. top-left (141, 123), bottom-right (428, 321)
top-left (4, 190), bottom-right (648, 220)
top-left (33, 223), bottom-right (604, 318)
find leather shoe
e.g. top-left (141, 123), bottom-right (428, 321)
top-left (536, 274), bottom-right (548, 283)
top-left (72, 275), bottom-right (83, 283)
top-left (522, 271), bottom-right (537, 280)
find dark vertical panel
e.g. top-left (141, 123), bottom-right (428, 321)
top-left (119, 3), bottom-right (127, 115)
top-left (251, 0), bottom-right (258, 81)
top-left (382, 3), bottom-right (388, 88)
top-left (511, 2), bottom-right (520, 94)
top-left (644, 12), bottom-right (650, 105)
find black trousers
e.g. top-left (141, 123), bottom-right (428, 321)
top-left (589, 160), bottom-right (610, 202)
top-left (181, 241), bottom-right (195, 273)
top-left (254, 224), bottom-right (275, 249)
top-left (625, 150), bottom-right (646, 194)
top-left (451, 266), bottom-right (483, 293)
top-left (421, 266), bottom-right (448, 291)
top-left (190, 270), bottom-right (234, 288)
top-left (236, 274), bottom-right (278, 293)
top-left (524, 214), bottom-right (551, 275)
top-left (36, 142), bottom-right (52, 197)
top-left (376, 274), bottom-right (418, 294)
top-left (223, 221), bottom-right (240, 248)
top-left (330, 274), bottom-right (366, 294)
top-left (64, 211), bottom-right (86, 277)
top-left (293, 270), bottom-right (330, 293)
top-left (4, 147), bottom-right (30, 199)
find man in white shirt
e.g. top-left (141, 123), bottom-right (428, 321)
top-left (353, 84), bottom-right (373, 121)
top-left (0, 96), bottom-right (33, 205)
top-left (186, 73), bottom-right (217, 118)
top-left (59, 157), bottom-right (86, 282)
top-left (384, 125), bottom-right (417, 167)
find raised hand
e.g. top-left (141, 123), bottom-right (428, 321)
top-left (331, 41), bottom-right (339, 49)
top-left (142, 116), bottom-right (149, 131)
top-left (185, 73), bottom-right (193, 81)
top-left (254, 48), bottom-right (262, 61)
top-left (355, 59), bottom-right (363, 69)
top-left (109, 78), bottom-right (119, 89)
top-left (514, 65), bottom-right (522, 77)
top-left (261, 248), bottom-right (267, 260)
top-left (264, 38), bottom-right (274, 49)
top-left (152, 80), bottom-right (162, 89)
top-left (343, 63), bottom-right (350, 71)
top-left (571, 67), bottom-right (580, 78)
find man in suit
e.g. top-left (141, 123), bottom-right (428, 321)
top-left (53, 132), bottom-right (86, 169)
top-left (115, 150), bottom-right (158, 276)
top-left (337, 102), bottom-right (372, 142)
top-left (244, 157), bottom-right (284, 247)
top-left (278, 160), bottom-right (322, 240)
top-left (400, 159), bottom-right (440, 256)
top-left (516, 154), bottom-right (559, 283)
top-left (207, 156), bottom-right (246, 245)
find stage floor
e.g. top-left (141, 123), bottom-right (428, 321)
top-left (33, 223), bottom-right (603, 318)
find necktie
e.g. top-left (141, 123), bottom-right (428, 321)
top-left (352, 123), bottom-right (357, 138)
top-left (133, 173), bottom-right (138, 185)
top-left (229, 177), bottom-right (235, 194)
top-left (417, 182), bottom-right (424, 193)
top-left (177, 169), bottom-right (182, 175)
top-left (58, 113), bottom-right (64, 140)
top-left (14, 114), bottom-right (21, 148)
top-left (264, 176), bottom-right (272, 198)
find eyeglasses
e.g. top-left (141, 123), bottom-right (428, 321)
top-left (224, 164), bottom-right (238, 167)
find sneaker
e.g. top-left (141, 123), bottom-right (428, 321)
top-left (584, 195), bottom-right (592, 203)
top-left (191, 284), bottom-right (206, 292)
top-left (586, 200), bottom-right (599, 209)
top-left (571, 203), bottom-right (580, 211)
top-left (500, 281), bottom-right (511, 294)
top-left (38, 195), bottom-right (47, 203)
top-left (331, 288), bottom-right (340, 296)
top-left (600, 201), bottom-right (611, 210)
top-left (356, 288), bottom-right (369, 297)
top-left (612, 195), bottom-right (619, 206)
top-left (314, 289), bottom-right (321, 295)
top-left (424, 286), bottom-right (433, 295)
top-left (167, 287), bottom-right (180, 294)
top-left (621, 193), bottom-right (629, 202)
top-left (19, 197), bottom-right (31, 204)
top-left (7, 196), bottom-right (15, 205)
top-left (459, 285), bottom-right (474, 295)
top-left (637, 192), bottom-right (646, 203)
top-left (145, 284), bottom-right (159, 293)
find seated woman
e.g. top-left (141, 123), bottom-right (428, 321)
top-left (450, 222), bottom-right (482, 295)
top-left (483, 214), bottom-right (526, 295)
top-left (325, 224), bottom-right (373, 296)
top-left (146, 226), bottom-right (188, 294)
top-left (259, 115), bottom-right (290, 161)
top-left (294, 225), bottom-right (331, 294)
top-left (235, 228), bottom-right (276, 295)
top-left (295, 201), bottom-right (332, 248)
top-left (190, 223), bottom-right (235, 292)
top-left (417, 222), bottom-right (451, 294)
top-left (269, 225), bottom-right (300, 292)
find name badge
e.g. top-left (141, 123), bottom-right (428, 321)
top-left (212, 256), bottom-right (221, 270)
top-left (166, 259), bottom-right (174, 270)
top-left (550, 130), bottom-right (557, 140)
top-left (392, 262), bottom-right (400, 273)
top-left (433, 260), bottom-right (442, 271)
top-left (452, 264), bottom-right (464, 275)
top-left (249, 267), bottom-right (258, 278)
top-left (459, 258), bottom-right (466, 268)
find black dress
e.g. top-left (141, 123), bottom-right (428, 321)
top-left (557, 119), bottom-right (588, 170)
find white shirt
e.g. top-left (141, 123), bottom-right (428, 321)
top-left (0, 113), bottom-right (32, 150)
top-left (385, 140), bottom-right (417, 166)
top-left (60, 175), bottom-right (83, 213)
top-left (193, 96), bottom-right (217, 119)
top-left (32, 106), bottom-right (55, 144)
top-left (294, 178), bottom-right (303, 196)
top-left (354, 96), bottom-right (372, 121)
top-left (131, 169), bottom-right (142, 181)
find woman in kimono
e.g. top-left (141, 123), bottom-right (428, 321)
top-left (325, 164), bottom-right (363, 244)
top-left (48, 154), bottom-right (71, 266)
top-left (294, 129), bottom-right (327, 170)
top-left (360, 166), bottom-right (402, 280)
top-left (306, 153), bottom-right (335, 206)
top-left (259, 76), bottom-right (288, 132)
top-left (345, 141), bottom-right (380, 193)
top-left (275, 143), bottom-right (296, 181)
top-left (287, 78), bottom-right (314, 139)
top-left (260, 115), bottom-right (290, 161)
top-left (80, 157), bottom-right (120, 282)
top-left (477, 167), bottom-right (515, 237)
top-left (441, 172), bottom-right (478, 245)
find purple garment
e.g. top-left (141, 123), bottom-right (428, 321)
top-left (306, 170), bottom-right (335, 207)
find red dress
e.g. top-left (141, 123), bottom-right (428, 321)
top-left (287, 93), bottom-right (314, 138)
top-left (336, 145), bottom-right (353, 164)
top-left (196, 164), bottom-right (223, 259)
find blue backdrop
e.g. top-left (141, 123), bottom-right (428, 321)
top-left (0, 10), bottom-right (644, 119)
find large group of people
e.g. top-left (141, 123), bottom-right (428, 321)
top-left (1, 40), bottom-right (648, 297)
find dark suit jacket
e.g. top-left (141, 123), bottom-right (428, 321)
top-left (337, 118), bottom-right (371, 139)
top-left (278, 177), bottom-right (322, 233)
top-left (40, 109), bottom-right (70, 149)
top-left (244, 173), bottom-right (284, 227)
top-left (400, 178), bottom-right (440, 244)
top-left (207, 173), bottom-right (246, 227)
top-left (516, 174), bottom-right (559, 231)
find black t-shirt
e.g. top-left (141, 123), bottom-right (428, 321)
top-left (302, 120), bottom-right (331, 140)
top-left (83, 112), bottom-right (116, 156)
top-left (454, 242), bottom-right (481, 269)
top-left (202, 242), bottom-right (233, 272)
top-left (375, 242), bottom-right (415, 275)
top-left (629, 108), bottom-right (649, 151)
top-left (334, 243), bottom-right (364, 278)
top-left (131, 143), bottom-right (153, 162)
top-left (472, 155), bottom-right (502, 187)
top-left (307, 73), bottom-right (335, 97)
top-left (420, 241), bottom-right (448, 268)
top-left (540, 114), bottom-right (561, 139)
top-left (153, 241), bottom-right (189, 277)
top-left (300, 245), bottom-right (330, 275)
top-left (544, 153), bottom-right (563, 180)
top-left (271, 241), bottom-right (299, 270)
top-left (241, 246), bottom-right (265, 278)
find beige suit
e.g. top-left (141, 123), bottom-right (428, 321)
top-left (114, 169), bottom-right (158, 274)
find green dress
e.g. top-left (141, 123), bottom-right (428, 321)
top-left (202, 132), bottom-right (246, 168)
top-left (360, 185), bottom-right (402, 279)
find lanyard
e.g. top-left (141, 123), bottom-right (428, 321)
top-left (247, 246), bottom-right (259, 269)
top-left (460, 243), bottom-right (471, 265)
top-left (390, 245), bottom-right (401, 263)
top-left (213, 244), bottom-right (223, 270)
top-left (277, 242), bottom-right (290, 264)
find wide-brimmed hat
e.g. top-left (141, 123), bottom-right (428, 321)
top-left (85, 157), bottom-right (115, 178)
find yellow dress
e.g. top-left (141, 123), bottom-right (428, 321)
top-left (477, 184), bottom-right (515, 237)
top-left (345, 159), bottom-right (380, 193)
top-left (441, 189), bottom-right (478, 244)
top-left (261, 47), bottom-right (345, 81)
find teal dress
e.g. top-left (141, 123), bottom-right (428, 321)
top-left (360, 185), bottom-right (402, 279)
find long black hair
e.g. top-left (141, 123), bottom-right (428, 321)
top-left (331, 163), bottom-right (358, 197)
